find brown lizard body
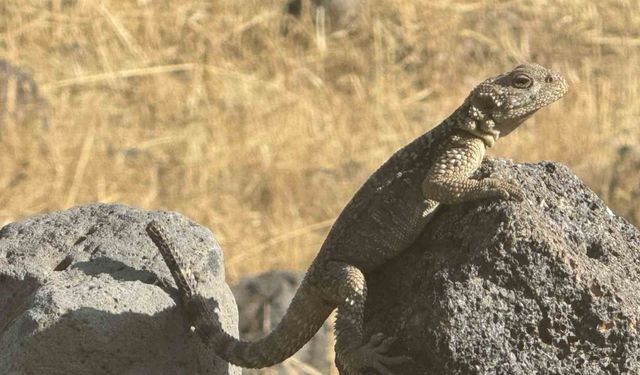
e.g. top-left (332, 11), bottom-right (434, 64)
top-left (147, 63), bottom-right (568, 374)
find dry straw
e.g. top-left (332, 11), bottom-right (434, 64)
top-left (1, 0), bottom-right (638, 281)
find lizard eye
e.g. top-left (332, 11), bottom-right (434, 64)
top-left (513, 74), bottom-right (533, 89)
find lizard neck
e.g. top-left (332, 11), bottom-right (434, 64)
top-left (413, 102), bottom-right (498, 153)
top-left (450, 102), bottom-right (500, 148)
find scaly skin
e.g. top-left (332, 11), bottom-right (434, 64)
top-left (147, 63), bottom-right (568, 374)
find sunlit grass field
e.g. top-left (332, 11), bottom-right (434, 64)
top-left (1, 0), bottom-right (639, 281)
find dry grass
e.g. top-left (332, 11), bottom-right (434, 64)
top-left (1, 0), bottom-right (639, 281)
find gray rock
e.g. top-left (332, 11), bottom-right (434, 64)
top-left (232, 270), bottom-right (332, 374)
top-left (364, 160), bottom-right (640, 374)
top-left (0, 203), bottom-right (240, 375)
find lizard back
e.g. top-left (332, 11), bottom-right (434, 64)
top-left (317, 118), bottom-right (456, 272)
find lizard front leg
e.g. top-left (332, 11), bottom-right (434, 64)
top-left (424, 175), bottom-right (524, 203)
top-left (311, 261), bottom-right (409, 375)
top-left (422, 136), bottom-right (524, 203)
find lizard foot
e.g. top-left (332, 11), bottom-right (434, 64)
top-left (496, 181), bottom-right (525, 202)
top-left (340, 333), bottom-right (412, 375)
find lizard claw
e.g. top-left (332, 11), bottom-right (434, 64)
top-left (375, 336), bottom-right (397, 353)
top-left (340, 333), bottom-right (412, 375)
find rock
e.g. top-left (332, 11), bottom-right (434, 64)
top-left (364, 160), bottom-right (640, 375)
top-left (0, 203), bottom-right (240, 375)
top-left (232, 270), bottom-right (332, 374)
top-left (0, 59), bottom-right (48, 129)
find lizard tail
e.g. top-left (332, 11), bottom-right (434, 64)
top-left (212, 282), bottom-right (334, 368)
top-left (147, 222), bottom-right (195, 299)
top-left (146, 220), bottom-right (334, 369)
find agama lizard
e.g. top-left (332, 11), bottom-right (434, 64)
top-left (146, 63), bottom-right (568, 375)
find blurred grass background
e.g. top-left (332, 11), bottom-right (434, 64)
top-left (1, 0), bottom-right (639, 281)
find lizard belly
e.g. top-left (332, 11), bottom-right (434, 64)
top-left (324, 189), bottom-right (435, 273)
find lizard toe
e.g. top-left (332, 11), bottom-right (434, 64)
top-left (340, 334), bottom-right (410, 375)
top-left (371, 360), bottom-right (396, 375)
top-left (506, 186), bottom-right (525, 202)
top-left (497, 181), bottom-right (524, 202)
top-left (367, 332), bottom-right (386, 347)
top-left (370, 353), bottom-right (412, 375)
top-left (379, 355), bottom-right (412, 366)
top-left (373, 336), bottom-right (397, 353)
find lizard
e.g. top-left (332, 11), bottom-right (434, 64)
top-left (146, 63), bottom-right (568, 375)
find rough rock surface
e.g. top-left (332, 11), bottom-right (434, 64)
top-left (364, 160), bottom-right (640, 375)
top-left (232, 270), bottom-right (332, 374)
top-left (0, 203), bottom-right (240, 375)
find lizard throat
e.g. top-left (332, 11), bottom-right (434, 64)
top-left (460, 127), bottom-right (500, 148)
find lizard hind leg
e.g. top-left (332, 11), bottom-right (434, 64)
top-left (317, 261), bottom-right (410, 375)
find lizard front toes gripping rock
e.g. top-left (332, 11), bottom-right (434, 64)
top-left (495, 181), bottom-right (525, 202)
top-left (341, 333), bottom-right (411, 375)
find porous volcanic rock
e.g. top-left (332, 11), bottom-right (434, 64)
top-left (0, 203), bottom-right (240, 375)
top-left (365, 160), bottom-right (640, 375)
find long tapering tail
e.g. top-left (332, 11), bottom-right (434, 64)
top-left (146, 220), bottom-right (334, 368)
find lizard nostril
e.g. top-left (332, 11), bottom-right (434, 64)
top-left (545, 75), bottom-right (554, 83)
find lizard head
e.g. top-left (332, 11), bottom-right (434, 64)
top-left (462, 63), bottom-right (568, 145)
